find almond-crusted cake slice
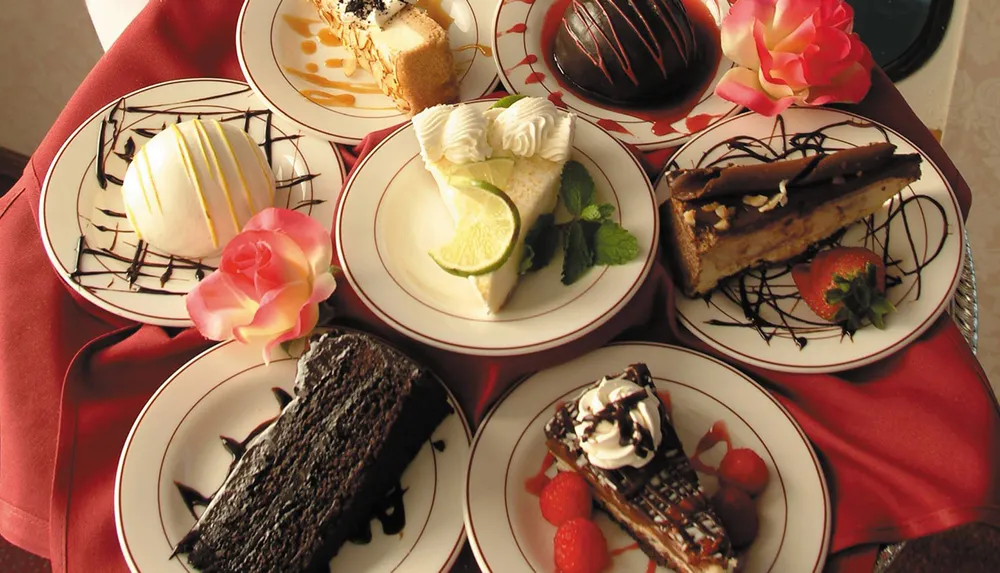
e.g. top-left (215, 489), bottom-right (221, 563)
top-left (663, 143), bottom-right (923, 296)
top-left (311, 0), bottom-right (459, 114)
top-left (544, 364), bottom-right (737, 573)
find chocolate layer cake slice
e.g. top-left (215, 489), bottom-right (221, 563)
top-left (174, 330), bottom-right (453, 572)
top-left (664, 142), bottom-right (923, 296)
top-left (544, 364), bottom-right (737, 573)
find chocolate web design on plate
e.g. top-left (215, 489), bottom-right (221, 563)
top-left (170, 385), bottom-right (432, 558)
top-left (72, 85), bottom-right (325, 298)
top-left (670, 116), bottom-right (949, 348)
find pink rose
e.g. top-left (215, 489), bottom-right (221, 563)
top-left (715, 0), bottom-right (875, 116)
top-left (186, 208), bottom-right (337, 361)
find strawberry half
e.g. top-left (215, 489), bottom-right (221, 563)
top-left (791, 247), bottom-right (895, 334)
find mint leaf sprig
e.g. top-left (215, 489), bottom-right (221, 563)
top-left (520, 160), bottom-right (640, 285)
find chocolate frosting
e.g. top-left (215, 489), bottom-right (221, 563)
top-left (554, 0), bottom-right (699, 106)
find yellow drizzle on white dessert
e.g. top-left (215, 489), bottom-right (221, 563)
top-left (213, 120), bottom-right (258, 215)
top-left (171, 123), bottom-right (218, 250)
top-left (193, 119), bottom-right (241, 235)
top-left (120, 119), bottom-right (276, 259)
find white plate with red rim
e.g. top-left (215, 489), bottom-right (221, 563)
top-left (115, 331), bottom-right (471, 573)
top-left (491, 0), bottom-right (742, 151)
top-left (464, 342), bottom-right (831, 572)
top-left (659, 107), bottom-right (965, 374)
top-left (335, 98), bottom-right (659, 357)
top-left (38, 78), bottom-right (346, 327)
top-left (237, 0), bottom-right (501, 145)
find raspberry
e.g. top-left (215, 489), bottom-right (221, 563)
top-left (540, 471), bottom-right (592, 526)
top-left (553, 518), bottom-right (609, 573)
top-left (711, 485), bottom-right (759, 549)
top-left (718, 448), bottom-right (770, 497)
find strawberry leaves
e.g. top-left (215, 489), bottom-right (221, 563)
top-left (794, 248), bottom-right (896, 335)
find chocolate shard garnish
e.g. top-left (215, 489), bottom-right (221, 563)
top-left (667, 142), bottom-right (906, 202)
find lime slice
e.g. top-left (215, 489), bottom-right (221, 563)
top-left (429, 179), bottom-right (521, 277)
top-left (491, 94), bottom-right (527, 109)
top-left (445, 157), bottom-right (515, 190)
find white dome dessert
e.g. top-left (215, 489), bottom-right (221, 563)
top-left (121, 119), bottom-right (276, 259)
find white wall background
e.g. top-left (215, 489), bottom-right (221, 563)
top-left (0, 1), bottom-right (103, 155)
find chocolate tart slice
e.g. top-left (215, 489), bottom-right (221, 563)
top-left (544, 364), bottom-right (737, 573)
top-left (174, 330), bottom-right (453, 573)
top-left (664, 143), bottom-right (923, 296)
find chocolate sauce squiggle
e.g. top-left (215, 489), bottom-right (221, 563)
top-left (693, 116), bottom-right (949, 346)
top-left (80, 87), bottom-right (318, 298)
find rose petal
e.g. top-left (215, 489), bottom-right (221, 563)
top-left (186, 272), bottom-right (259, 341)
top-left (715, 67), bottom-right (800, 116)
top-left (244, 208), bottom-right (333, 278)
top-left (805, 60), bottom-right (873, 105)
top-left (721, 0), bottom-right (772, 68)
top-left (232, 280), bottom-right (313, 349)
top-left (771, 11), bottom-right (817, 54)
top-left (771, 0), bottom-right (822, 40)
top-left (260, 301), bottom-right (321, 365)
top-left (308, 271), bottom-right (338, 306)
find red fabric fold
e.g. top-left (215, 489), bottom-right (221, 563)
top-left (0, 1), bottom-right (995, 572)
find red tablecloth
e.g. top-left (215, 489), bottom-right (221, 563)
top-left (1, 1), bottom-right (997, 572)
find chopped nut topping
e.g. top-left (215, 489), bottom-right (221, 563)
top-left (713, 218), bottom-right (731, 231)
top-left (742, 194), bottom-right (769, 208)
top-left (700, 201), bottom-right (720, 212)
top-left (714, 205), bottom-right (732, 220)
top-left (683, 209), bottom-right (696, 227)
top-left (758, 179), bottom-right (790, 213)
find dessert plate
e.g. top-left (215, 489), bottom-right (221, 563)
top-left (492, 0), bottom-right (741, 151)
top-left (238, 0), bottom-right (500, 145)
top-left (660, 108), bottom-right (965, 373)
top-left (39, 78), bottom-right (345, 328)
top-left (336, 98), bottom-right (659, 357)
top-left (115, 332), bottom-right (471, 573)
top-left (465, 342), bottom-right (830, 572)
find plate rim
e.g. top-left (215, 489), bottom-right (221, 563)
top-left (335, 96), bottom-right (660, 356)
top-left (462, 340), bottom-right (832, 573)
top-left (38, 77), bottom-right (347, 328)
top-left (236, 0), bottom-right (502, 145)
top-left (490, 0), bottom-right (744, 151)
top-left (658, 106), bottom-right (967, 373)
top-left (114, 330), bottom-right (473, 573)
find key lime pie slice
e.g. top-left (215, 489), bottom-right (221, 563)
top-left (412, 97), bottom-right (577, 313)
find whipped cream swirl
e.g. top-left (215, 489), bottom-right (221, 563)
top-left (573, 376), bottom-right (663, 470)
top-left (337, 0), bottom-right (414, 27)
top-left (412, 104), bottom-right (493, 164)
top-left (490, 98), bottom-right (574, 162)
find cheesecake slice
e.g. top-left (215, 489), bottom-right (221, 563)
top-left (664, 143), bottom-right (923, 296)
top-left (544, 364), bottom-right (738, 573)
top-left (412, 98), bottom-right (576, 313)
top-left (311, 0), bottom-right (459, 114)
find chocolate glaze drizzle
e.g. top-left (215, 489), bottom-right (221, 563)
top-left (76, 85), bottom-right (326, 299)
top-left (555, 0), bottom-right (699, 105)
top-left (683, 116), bottom-right (950, 346)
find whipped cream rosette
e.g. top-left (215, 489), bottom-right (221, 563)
top-left (573, 375), bottom-right (664, 470)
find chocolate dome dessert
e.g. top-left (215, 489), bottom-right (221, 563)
top-left (553, 0), bottom-right (701, 106)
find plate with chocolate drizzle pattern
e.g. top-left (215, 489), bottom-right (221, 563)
top-left (465, 342), bottom-right (830, 572)
top-left (115, 331), bottom-right (471, 573)
top-left (237, 0), bottom-right (501, 145)
top-left (660, 108), bottom-right (965, 373)
top-left (492, 0), bottom-right (742, 150)
top-left (39, 78), bottom-right (345, 327)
